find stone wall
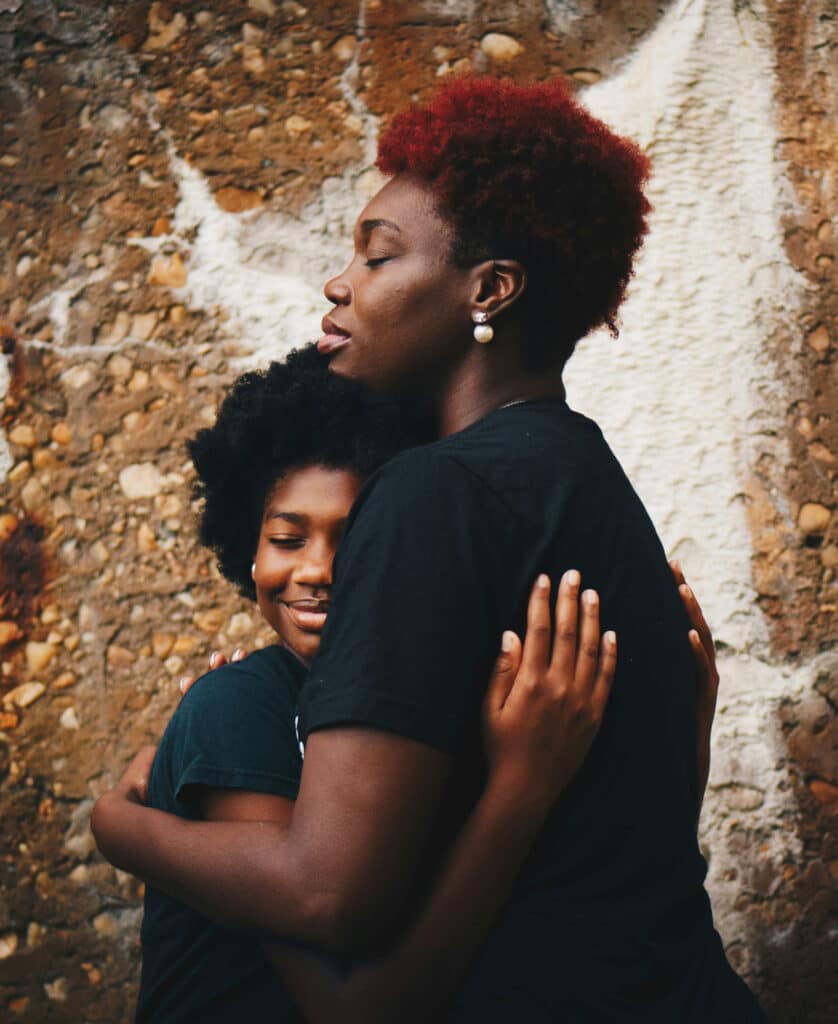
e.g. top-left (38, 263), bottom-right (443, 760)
top-left (0, 2), bottom-right (834, 1021)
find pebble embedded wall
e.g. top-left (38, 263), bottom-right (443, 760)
top-left (0, 2), bottom-right (834, 1021)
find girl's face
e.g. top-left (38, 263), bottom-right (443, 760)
top-left (253, 464), bottom-right (363, 665)
top-left (319, 173), bottom-right (476, 395)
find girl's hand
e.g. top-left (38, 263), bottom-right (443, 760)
top-left (482, 571), bottom-right (616, 816)
top-left (112, 745), bottom-right (157, 805)
top-left (669, 560), bottom-right (719, 806)
top-left (178, 647), bottom-right (248, 697)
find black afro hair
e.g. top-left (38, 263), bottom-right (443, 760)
top-left (188, 344), bottom-right (430, 599)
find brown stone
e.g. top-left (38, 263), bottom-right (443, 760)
top-left (480, 33), bottom-right (524, 61)
top-left (131, 312), bottom-right (158, 341)
top-left (51, 423), bottom-right (72, 448)
top-left (9, 424), bottom-right (36, 447)
top-left (333, 35), bottom-right (356, 62)
top-left (173, 635), bottom-right (197, 655)
top-left (821, 545), bottom-right (838, 569)
top-left (31, 449), bottom-right (53, 471)
top-left (215, 186), bottom-right (263, 213)
top-left (144, 4), bottom-right (187, 51)
top-left (798, 503), bottom-right (831, 534)
top-left (137, 522), bottom-right (157, 553)
top-left (809, 779), bottom-right (838, 805)
top-left (54, 671), bottom-right (76, 690)
top-left (0, 621), bottom-right (23, 646)
top-left (285, 114), bottom-right (312, 134)
top-left (26, 642), bottom-right (56, 674)
top-left (807, 324), bottom-right (831, 353)
top-left (4, 681), bottom-right (46, 708)
top-left (0, 711), bottom-right (19, 730)
top-left (107, 644), bottom-right (136, 668)
top-left (152, 633), bottom-right (175, 659)
top-left (8, 461), bottom-right (31, 484)
top-left (148, 253), bottom-right (187, 288)
top-left (152, 217), bottom-right (172, 236)
top-left (0, 514), bottom-right (18, 541)
top-left (0, 932), bottom-right (19, 959)
top-left (194, 608), bottom-right (224, 634)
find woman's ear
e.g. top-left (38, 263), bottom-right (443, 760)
top-left (471, 259), bottom-right (528, 318)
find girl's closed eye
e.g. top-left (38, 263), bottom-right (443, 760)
top-left (365, 256), bottom-right (392, 268)
top-left (269, 536), bottom-right (305, 549)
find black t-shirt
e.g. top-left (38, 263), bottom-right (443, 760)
top-left (136, 645), bottom-right (305, 1024)
top-left (300, 398), bottom-right (763, 1022)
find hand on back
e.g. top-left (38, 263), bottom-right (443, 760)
top-left (482, 571), bottom-right (616, 815)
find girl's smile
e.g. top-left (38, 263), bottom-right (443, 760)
top-left (252, 464), bottom-right (363, 665)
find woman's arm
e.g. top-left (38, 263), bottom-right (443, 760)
top-left (265, 572), bottom-right (616, 1023)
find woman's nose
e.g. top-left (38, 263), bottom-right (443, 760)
top-left (324, 268), bottom-right (351, 305)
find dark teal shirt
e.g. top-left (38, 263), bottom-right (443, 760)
top-left (136, 645), bottom-right (305, 1024)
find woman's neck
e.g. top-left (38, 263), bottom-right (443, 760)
top-left (435, 354), bottom-right (566, 437)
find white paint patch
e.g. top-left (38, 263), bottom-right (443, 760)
top-left (160, 154), bottom-right (386, 365)
top-left (137, 0), bottom-right (382, 368)
top-left (566, 0), bottom-right (799, 651)
top-left (562, 0), bottom-right (812, 968)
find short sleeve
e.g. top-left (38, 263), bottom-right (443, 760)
top-left (298, 448), bottom-right (507, 752)
top-left (167, 656), bottom-right (302, 804)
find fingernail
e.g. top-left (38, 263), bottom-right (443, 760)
top-left (681, 585), bottom-right (692, 599)
top-left (565, 569), bottom-right (580, 588)
top-left (537, 574), bottom-right (550, 590)
top-left (232, 648), bottom-right (244, 660)
top-left (209, 651), bottom-right (220, 668)
top-left (502, 630), bottom-right (515, 652)
top-left (583, 589), bottom-right (598, 605)
top-left (604, 631), bottom-right (616, 646)
top-left (179, 677), bottom-right (188, 694)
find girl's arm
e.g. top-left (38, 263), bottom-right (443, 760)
top-left (265, 571), bottom-right (616, 1023)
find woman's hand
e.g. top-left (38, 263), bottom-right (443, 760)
top-left (669, 560), bottom-right (720, 808)
top-left (482, 570), bottom-right (616, 817)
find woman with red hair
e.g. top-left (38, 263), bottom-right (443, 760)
top-left (94, 76), bottom-right (763, 1020)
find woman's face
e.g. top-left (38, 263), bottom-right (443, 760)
top-left (319, 173), bottom-right (475, 394)
top-left (253, 464), bottom-right (363, 665)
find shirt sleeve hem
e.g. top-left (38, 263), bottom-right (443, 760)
top-left (175, 760), bottom-right (300, 802)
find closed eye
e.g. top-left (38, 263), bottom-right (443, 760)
top-left (269, 537), bottom-right (305, 549)
top-left (365, 256), bottom-right (391, 268)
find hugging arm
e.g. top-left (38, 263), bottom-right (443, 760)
top-left (93, 725), bottom-right (450, 952)
top-left (226, 574), bottom-right (615, 1023)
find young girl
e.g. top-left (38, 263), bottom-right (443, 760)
top-left (135, 344), bottom-right (616, 1022)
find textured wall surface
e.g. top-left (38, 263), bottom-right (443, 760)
top-left (0, 2), bottom-right (835, 1021)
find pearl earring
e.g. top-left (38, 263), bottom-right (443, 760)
top-left (251, 562), bottom-right (256, 579)
top-left (472, 311), bottom-right (494, 344)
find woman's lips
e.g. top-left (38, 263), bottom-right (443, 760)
top-left (318, 316), bottom-right (350, 356)
top-left (282, 601), bottom-right (330, 632)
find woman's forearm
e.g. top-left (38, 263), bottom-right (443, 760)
top-left (270, 779), bottom-right (546, 1023)
top-left (91, 792), bottom-right (337, 947)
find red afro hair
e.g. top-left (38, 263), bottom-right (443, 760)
top-left (377, 76), bottom-right (651, 364)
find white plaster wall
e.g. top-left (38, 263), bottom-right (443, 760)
top-left (563, 0), bottom-right (823, 968)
